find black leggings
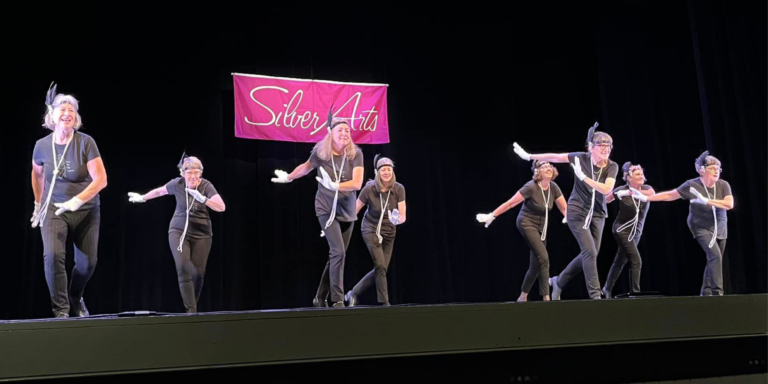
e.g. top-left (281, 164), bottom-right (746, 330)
top-left (351, 231), bottom-right (396, 303)
top-left (518, 226), bottom-right (550, 297)
top-left (315, 215), bottom-right (355, 303)
top-left (558, 211), bottom-right (605, 299)
top-left (693, 228), bottom-right (726, 296)
top-left (604, 232), bottom-right (642, 294)
top-left (41, 206), bottom-right (100, 317)
top-left (168, 232), bottom-right (213, 313)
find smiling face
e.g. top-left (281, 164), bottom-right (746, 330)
top-left (537, 162), bottom-right (554, 180)
top-left (589, 142), bottom-right (612, 163)
top-left (331, 122), bottom-right (351, 150)
top-left (626, 166), bottom-right (646, 187)
top-left (52, 103), bottom-right (76, 131)
top-left (379, 165), bottom-right (393, 183)
top-left (183, 168), bottom-right (202, 189)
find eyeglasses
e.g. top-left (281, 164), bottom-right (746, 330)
top-left (705, 166), bottom-right (722, 174)
top-left (183, 170), bottom-right (202, 176)
top-left (593, 143), bottom-right (613, 150)
top-left (537, 164), bottom-right (554, 170)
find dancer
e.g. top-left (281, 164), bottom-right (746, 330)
top-left (345, 155), bottom-right (406, 307)
top-left (31, 83), bottom-right (108, 317)
top-left (128, 154), bottom-right (226, 313)
top-left (645, 151), bottom-right (733, 296)
top-left (602, 162), bottom-right (654, 298)
top-left (476, 160), bottom-right (567, 301)
top-left (271, 111), bottom-right (364, 308)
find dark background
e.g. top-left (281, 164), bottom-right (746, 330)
top-left (1, 0), bottom-right (765, 319)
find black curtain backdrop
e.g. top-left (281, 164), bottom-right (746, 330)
top-left (2, 0), bottom-right (765, 319)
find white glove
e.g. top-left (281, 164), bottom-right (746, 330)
top-left (388, 209), bottom-right (401, 225)
top-left (629, 187), bottom-right (648, 202)
top-left (31, 202), bottom-right (41, 228)
top-left (476, 213), bottom-right (496, 228)
top-left (562, 217), bottom-right (567, 224)
top-left (185, 188), bottom-right (207, 203)
top-left (689, 188), bottom-right (709, 204)
top-left (271, 169), bottom-right (291, 183)
top-left (54, 197), bottom-right (84, 216)
top-left (512, 142), bottom-right (531, 161)
top-left (614, 190), bottom-right (630, 198)
top-left (127, 192), bottom-right (145, 203)
top-left (571, 157), bottom-right (587, 181)
top-left (315, 167), bottom-right (339, 191)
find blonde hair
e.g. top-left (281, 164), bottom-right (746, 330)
top-left (43, 94), bottom-right (83, 130)
top-left (312, 118), bottom-right (358, 161)
top-left (179, 156), bottom-right (204, 175)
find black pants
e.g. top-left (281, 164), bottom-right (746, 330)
top-left (316, 215), bottom-right (354, 303)
top-left (41, 206), bottom-right (100, 317)
top-left (518, 226), bottom-right (550, 297)
top-left (692, 229), bottom-right (727, 296)
top-left (351, 231), bottom-right (396, 303)
top-left (604, 232), bottom-right (642, 294)
top-left (558, 211), bottom-right (605, 299)
top-left (168, 232), bottom-right (213, 313)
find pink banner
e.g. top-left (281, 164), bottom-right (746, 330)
top-left (233, 73), bottom-right (389, 144)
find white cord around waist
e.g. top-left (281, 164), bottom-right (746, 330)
top-left (616, 193), bottom-right (641, 242)
top-left (324, 152), bottom-right (347, 229)
top-left (700, 181), bottom-right (717, 248)
top-left (539, 183), bottom-right (551, 241)
top-left (177, 188), bottom-right (196, 252)
top-left (376, 190), bottom-right (391, 244)
top-left (583, 157), bottom-right (603, 229)
top-left (38, 133), bottom-right (74, 226)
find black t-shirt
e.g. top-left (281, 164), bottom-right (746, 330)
top-left (611, 184), bottom-right (651, 236)
top-left (676, 178), bottom-right (732, 239)
top-left (566, 152), bottom-right (619, 218)
top-left (308, 148), bottom-right (364, 221)
top-left (32, 131), bottom-right (102, 210)
top-left (359, 182), bottom-right (406, 236)
top-left (165, 177), bottom-right (219, 238)
top-left (516, 180), bottom-right (563, 232)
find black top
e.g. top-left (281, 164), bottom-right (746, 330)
top-left (516, 180), bottom-right (563, 232)
top-left (359, 181), bottom-right (406, 236)
top-left (33, 131), bottom-right (102, 210)
top-left (166, 177), bottom-right (219, 238)
top-left (566, 152), bottom-right (619, 218)
top-left (308, 148), bottom-right (364, 221)
top-left (611, 184), bottom-right (652, 237)
top-left (676, 178), bottom-right (732, 239)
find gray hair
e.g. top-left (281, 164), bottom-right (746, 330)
top-left (43, 94), bottom-right (83, 130)
top-left (587, 132), bottom-right (613, 149)
top-left (696, 155), bottom-right (721, 174)
top-left (180, 156), bottom-right (204, 173)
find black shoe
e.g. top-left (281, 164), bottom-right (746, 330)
top-left (332, 301), bottom-right (345, 308)
top-left (345, 291), bottom-right (357, 307)
top-left (312, 297), bottom-right (328, 307)
top-left (70, 297), bottom-right (90, 317)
